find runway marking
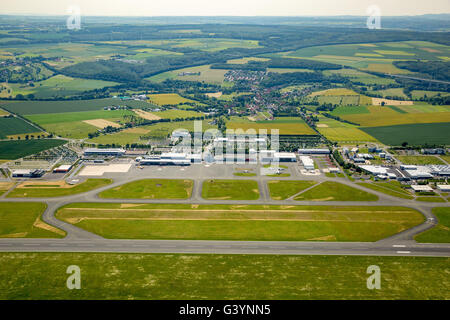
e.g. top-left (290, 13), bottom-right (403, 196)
top-left (393, 245), bottom-right (406, 248)
top-left (396, 251), bottom-right (411, 254)
top-left (50, 244), bottom-right (67, 246)
top-left (27, 244), bottom-right (41, 246)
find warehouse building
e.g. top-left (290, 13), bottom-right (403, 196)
top-left (300, 156), bottom-right (315, 171)
top-left (53, 164), bottom-right (72, 173)
top-left (298, 148), bottom-right (330, 155)
top-left (12, 169), bottom-right (45, 178)
top-left (83, 148), bottom-right (125, 157)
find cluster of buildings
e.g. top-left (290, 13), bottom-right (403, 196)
top-left (359, 164), bottom-right (450, 181)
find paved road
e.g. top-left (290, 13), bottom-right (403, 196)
top-left (1, 163), bottom-right (449, 257)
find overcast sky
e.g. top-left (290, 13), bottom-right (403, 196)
top-left (1, 0), bottom-right (449, 16)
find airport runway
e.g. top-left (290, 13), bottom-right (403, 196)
top-left (1, 163), bottom-right (449, 257)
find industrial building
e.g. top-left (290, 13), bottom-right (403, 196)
top-left (53, 164), bottom-right (72, 173)
top-left (83, 148), bottom-right (125, 157)
top-left (437, 185), bottom-right (450, 192)
top-left (11, 169), bottom-right (45, 178)
top-left (298, 148), bottom-right (330, 155)
top-left (139, 153), bottom-right (191, 166)
top-left (410, 185), bottom-right (434, 193)
top-left (300, 156), bottom-right (315, 171)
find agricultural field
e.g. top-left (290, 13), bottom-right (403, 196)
top-left (202, 180), bottom-right (260, 200)
top-left (0, 139), bottom-right (66, 160)
top-left (152, 109), bottom-right (205, 119)
top-left (226, 117), bottom-right (316, 135)
top-left (147, 65), bottom-right (229, 84)
top-left (280, 41), bottom-right (450, 74)
top-left (0, 98), bottom-right (153, 115)
top-left (98, 179), bottom-right (193, 199)
top-left (309, 88), bottom-right (373, 106)
top-left (0, 202), bottom-right (65, 238)
top-left (25, 109), bottom-right (135, 139)
top-left (0, 116), bottom-right (41, 138)
top-left (147, 93), bottom-right (197, 105)
top-left (368, 88), bottom-right (408, 99)
top-left (316, 115), bottom-right (378, 143)
top-left (56, 203), bottom-right (423, 242)
top-left (361, 123), bottom-right (450, 146)
top-left (102, 38), bottom-right (261, 52)
top-left (2, 253), bottom-right (447, 299)
top-left (294, 181), bottom-right (379, 202)
top-left (323, 68), bottom-right (396, 85)
top-left (415, 207), bottom-right (450, 243)
top-left (411, 90), bottom-right (450, 99)
top-left (268, 180), bottom-right (318, 200)
top-left (89, 120), bottom-right (217, 144)
top-left (339, 105), bottom-right (450, 127)
top-left (0, 75), bottom-right (119, 99)
top-left (7, 179), bottom-right (112, 198)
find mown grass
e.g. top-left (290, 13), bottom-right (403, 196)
top-left (415, 207), bottom-right (450, 243)
top-left (0, 202), bottom-right (64, 238)
top-left (98, 179), bottom-right (193, 199)
top-left (357, 182), bottom-right (414, 200)
top-left (56, 203), bottom-right (424, 242)
top-left (202, 179), bottom-right (260, 200)
top-left (0, 117), bottom-right (41, 138)
top-left (7, 179), bottom-right (112, 198)
top-left (396, 156), bottom-right (445, 165)
top-left (294, 181), bottom-right (378, 202)
top-left (268, 180), bottom-right (317, 200)
top-left (1, 253), bottom-right (448, 299)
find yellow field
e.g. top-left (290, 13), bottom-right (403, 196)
top-left (0, 108), bottom-right (9, 117)
top-left (310, 88), bottom-right (359, 97)
top-left (205, 92), bottom-right (223, 98)
top-left (148, 93), bottom-right (195, 105)
top-left (82, 119), bottom-right (121, 129)
top-left (372, 98), bottom-right (414, 106)
top-left (133, 109), bottom-right (161, 120)
top-left (226, 122), bottom-right (316, 135)
top-left (341, 106), bottom-right (450, 127)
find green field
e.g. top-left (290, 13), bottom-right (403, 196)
top-left (415, 207), bottom-right (450, 243)
top-left (24, 109), bottom-right (135, 139)
top-left (396, 156), bottom-right (445, 165)
top-left (0, 116), bottom-right (41, 138)
top-left (202, 180), bottom-right (260, 200)
top-left (340, 106), bottom-right (450, 127)
top-left (56, 203), bottom-right (423, 242)
top-left (89, 120), bottom-right (217, 144)
top-left (0, 139), bottom-right (66, 160)
top-left (280, 41), bottom-right (450, 74)
top-left (357, 182), bottom-right (414, 200)
top-left (1, 75), bottom-right (119, 99)
top-left (323, 68), bottom-right (395, 85)
top-left (7, 179), bottom-right (112, 198)
top-left (2, 253), bottom-right (447, 299)
top-left (361, 123), bottom-right (450, 146)
top-left (268, 180), bottom-right (318, 200)
top-left (294, 181), bottom-right (378, 202)
top-left (0, 98), bottom-right (153, 115)
top-left (316, 116), bottom-right (377, 143)
top-left (153, 109), bottom-right (205, 119)
top-left (147, 65), bottom-right (229, 84)
top-left (98, 179), bottom-right (193, 199)
top-left (0, 202), bottom-right (64, 238)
